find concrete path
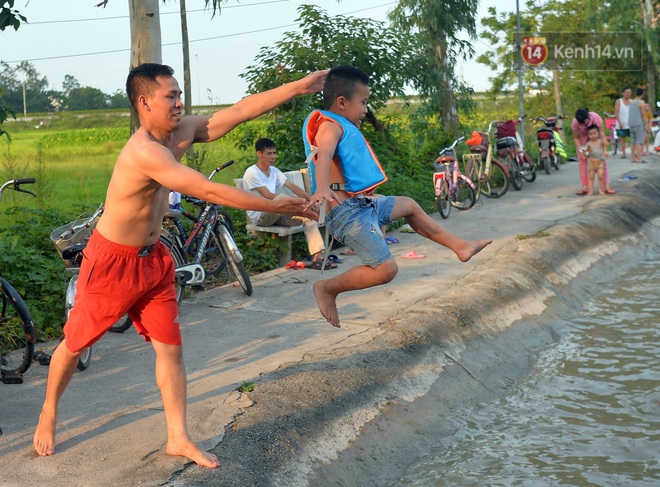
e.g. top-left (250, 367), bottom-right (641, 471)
top-left (1, 152), bottom-right (658, 487)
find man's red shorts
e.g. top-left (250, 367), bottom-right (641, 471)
top-left (64, 230), bottom-right (181, 353)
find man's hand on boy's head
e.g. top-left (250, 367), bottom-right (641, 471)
top-left (298, 70), bottom-right (330, 95)
top-left (270, 195), bottom-right (309, 216)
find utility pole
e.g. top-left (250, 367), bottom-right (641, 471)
top-left (516, 0), bottom-right (525, 141)
top-left (22, 80), bottom-right (26, 116)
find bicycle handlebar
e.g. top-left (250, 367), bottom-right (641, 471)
top-left (208, 159), bottom-right (235, 180)
top-left (0, 178), bottom-right (36, 202)
top-left (603, 112), bottom-right (616, 118)
top-left (438, 136), bottom-right (466, 156)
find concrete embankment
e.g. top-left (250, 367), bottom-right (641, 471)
top-left (2, 158), bottom-right (658, 487)
top-left (166, 162), bottom-right (660, 487)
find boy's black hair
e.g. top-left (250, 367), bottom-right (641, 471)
top-left (255, 137), bottom-right (276, 152)
top-left (587, 124), bottom-right (599, 132)
top-left (323, 65), bottom-right (370, 109)
top-left (126, 63), bottom-right (175, 109)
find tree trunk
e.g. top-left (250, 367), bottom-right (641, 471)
top-left (434, 40), bottom-right (459, 135)
top-left (129, 0), bottom-right (162, 133)
top-left (642, 0), bottom-right (656, 111)
top-left (180, 0), bottom-right (192, 117)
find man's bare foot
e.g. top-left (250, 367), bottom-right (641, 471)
top-left (166, 440), bottom-right (219, 468)
top-left (34, 410), bottom-right (57, 456)
top-left (456, 239), bottom-right (493, 262)
top-left (312, 280), bottom-right (341, 328)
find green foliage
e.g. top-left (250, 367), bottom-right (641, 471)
top-left (0, 0), bottom-right (27, 31)
top-left (238, 4), bottom-right (414, 170)
top-left (39, 127), bottom-right (130, 146)
top-left (0, 206), bottom-right (69, 340)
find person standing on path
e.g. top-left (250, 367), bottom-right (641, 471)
top-left (572, 108), bottom-right (615, 196)
top-left (33, 63), bottom-right (327, 467)
top-left (627, 88), bottom-right (649, 163)
top-left (614, 87), bottom-right (632, 159)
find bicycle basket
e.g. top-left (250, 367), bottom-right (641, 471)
top-left (50, 213), bottom-right (100, 267)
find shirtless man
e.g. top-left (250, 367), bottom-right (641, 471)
top-left (33, 63), bottom-right (327, 467)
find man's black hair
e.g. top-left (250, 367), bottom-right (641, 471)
top-left (322, 65), bottom-right (370, 109)
top-left (575, 108), bottom-right (590, 124)
top-left (636, 87), bottom-right (644, 97)
top-left (255, 137), bottom-right (276, 152)
top-left (126, 63), bottom-right (175, 109)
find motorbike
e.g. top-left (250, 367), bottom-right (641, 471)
top-left (531, 116), bottom-right (564, 174)
top-left (496, 116), bottom-right (536, 190)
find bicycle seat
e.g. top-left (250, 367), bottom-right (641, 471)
top-left (496, 136), bottom-right (518, 149)
top-left (165, 209), bottom-right (182, 220)
top-left (468, 145), bottom-right (488, 153)
top-left (435, 155), bottom-right (456, 164)
top-left (61, 243), bottom-right (86, 261)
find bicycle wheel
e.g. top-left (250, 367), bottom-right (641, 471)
top-left (1, 278), bottom-right (35, 377)
top-left (108, 315), bottom-right (132, 334)
top-left (436, 178), bottom-right (451, 219)
top-left (482, 160), bottom-right (509, 198)
top-left (509, 155), bottom-right (523, 190)
top-left (612, 137), bottom-right (618, 155)
top-left (451, 176), bottom-right (476, 210)
top-left (160, 234), bottom-right (186, 303)
top-left (200, 221), bottom-right (228, 277)
top-left (216, 222), bottom-right (253, 296)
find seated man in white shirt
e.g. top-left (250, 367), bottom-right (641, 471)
top-left (243, 138), bottom-right (332, 270)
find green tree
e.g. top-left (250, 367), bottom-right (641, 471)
top-left (0, 0), bottom-right (26, 31)
top-left (389, 0), bottom-right (479, 135)
top-left (67, 86), bottom-right (109, 110)
top-left (239, 4), bottom-right (412, 167)
top-left (108, 89), bottom-right (131, 109)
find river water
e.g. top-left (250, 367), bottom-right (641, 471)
top-left (392, 255), bottom-right (660, 486)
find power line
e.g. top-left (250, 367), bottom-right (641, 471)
top-left (25, 0), bottom-right (293, 25)
top-left (5, 2), bottom-right (395, 64)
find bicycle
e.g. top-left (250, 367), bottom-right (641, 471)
top-left (603, 112), bottom-right (619, 156)
top-left (433, 136), bottom-right (476, 219)
top-left (0, 178), bottom-right (38, 386)
top-left (161, 160), bottom-right (253, 297)
top-left (51, 204), bottom-right (186, 337)
top-left (463, 123), bottom-right (511, 200)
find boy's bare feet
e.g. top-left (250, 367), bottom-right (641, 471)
top-left (312, 281), bottom-right (341, 328)
top-left (167, 440), bottom-right (220, 468)
top-left (456, 239), bottom-right (492, 263)
top-left (34, 410), bottom-right (57, 456)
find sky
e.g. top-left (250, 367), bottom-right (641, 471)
top-left (1, 0), bottom-right (504, 106)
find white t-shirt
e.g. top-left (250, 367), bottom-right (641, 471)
top-left (618, 98), bottom-right (630, 129)
top-left (243, 164), bottom-right (288, 223)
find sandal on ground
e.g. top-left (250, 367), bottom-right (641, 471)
top-left (308, 260), bottom-right (337, 270)
top-left (402, 250), bottom-right (425, 259)
top-left (33, 351), bottom-right (51, 366)
top-left (399, 224), bottom-right (416, 234)
top-left (605, 189), bottom-right (616, 195)
top-left (576, 189), bottom-right (588, 196)
top-left (385, 236), bottom-right (400, 245)
top-left (285, 260), bottom-right (306, 270)
top-left (326, 254), bottom-right (343, 264)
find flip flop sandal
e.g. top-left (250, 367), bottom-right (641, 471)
top-left (399, 224), bottom-right (416, 234)
top-left (402, 250), bottom-right (425, 259)
top-left (285, 260), bottom-right (306, 269)
top-left (33, 351), bottom-right (51, 366)
top-left (308, 260), bottom-right (336, 270)
top-left (385, 236), bottom-right (400, 244)
top-left (576, 189), bottom-right (588, 196)
top-left (605, 189), bottom-right (616, 194)
top-left (326, 254), bottom-right (343, 264)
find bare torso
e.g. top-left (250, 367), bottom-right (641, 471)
top-left (95, 128), bottom-right (188, 247)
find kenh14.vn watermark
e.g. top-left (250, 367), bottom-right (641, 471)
top-left (512, 32), bottom-right (643, 71)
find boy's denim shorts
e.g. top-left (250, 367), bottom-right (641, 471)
top-left (325, 195), bottom-right (396, 268)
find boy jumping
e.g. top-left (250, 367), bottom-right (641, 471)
top-left (303, 65), bottom-right (492, 328)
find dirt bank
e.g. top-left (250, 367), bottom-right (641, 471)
top-left (165, 169), bottom-right (660, 487)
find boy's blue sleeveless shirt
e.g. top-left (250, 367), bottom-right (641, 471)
top-left (302, 109), bottom-right (387, 196)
